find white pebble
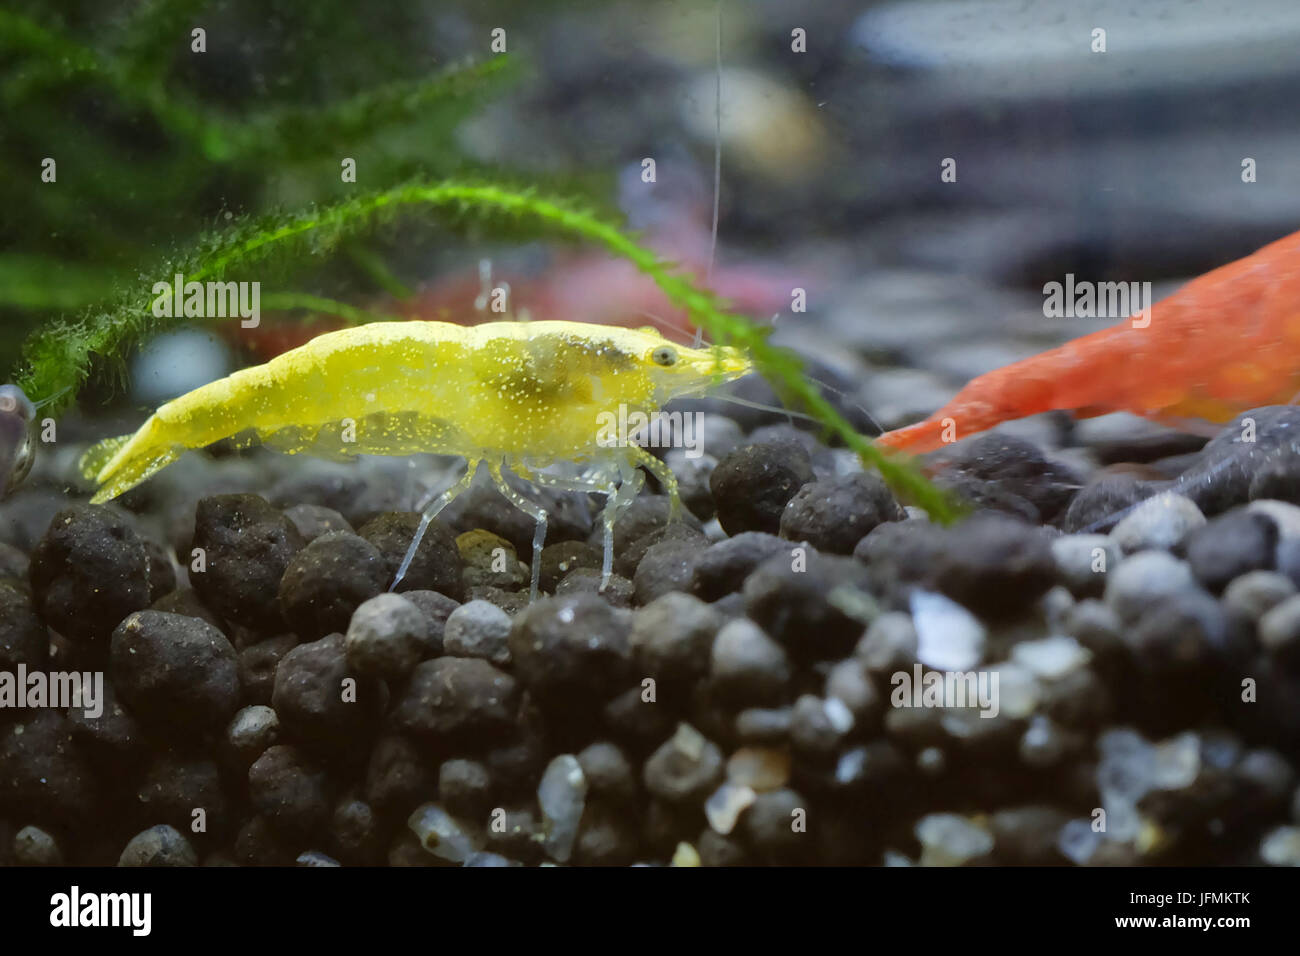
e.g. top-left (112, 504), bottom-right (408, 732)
top-left (1012, 635), bottom-right (1091, 680)
top-left (1111, 493), bottom-right (1205, 553)
top-left (910, 590), bottom-right (985, 671)
top-left (705, 783), bottom-right (757, 835)
top-left (538, 755), bottom-right (587, 864)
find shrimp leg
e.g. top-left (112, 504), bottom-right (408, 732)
top-left (488, 461), bottom-right (549, 601)
top-left (515, 463), bottom-right (628, 591)
top-left (517, 464), bottom-right (618, 500)
top-left (600, 461), bottom-right (646, 586)
top-left (391, 462), bottom-right (480, 591)
top-left (533, 459), bottom-right (650, 584)
top-left (628, 446), bottom-right (682, 521)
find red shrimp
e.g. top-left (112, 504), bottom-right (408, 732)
top-left (876, 229), bottom-right (1300, 454)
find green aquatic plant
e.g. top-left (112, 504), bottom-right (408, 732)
top-left (12, 181), bottom-right (960, 521)
top-left (0, 2), bottom-right (519, 338)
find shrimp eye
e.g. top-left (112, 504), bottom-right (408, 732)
top-left (651, 346), bottom-right (678, 367)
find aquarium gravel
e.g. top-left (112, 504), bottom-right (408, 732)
top-left (0, 403), bottom-right (1298, 867)
top-left (5, 1), bottom-right (1300, 902)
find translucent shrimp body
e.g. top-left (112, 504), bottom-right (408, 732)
top-left (80, 320), bottom-right (751, 597)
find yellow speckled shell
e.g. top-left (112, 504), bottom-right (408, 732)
top-left (83, 320), bottom-right (750, 503)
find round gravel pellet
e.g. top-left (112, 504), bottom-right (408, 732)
top-left (1184, 510), bottom-right (1277, 592)
top-left (359, 512), bottom-right (464, 599)
top-left (443, 599), bottom-right (513, 665)
top-left (0, 711), bottom-right (97, 825)
top-left (1062, 473), bottom-right (1162, 534)
top-left (224, 704), bottom-right (281, 771)
top-left (397, 589), bottom-right (460, 658)
top-left (248, 744), bottom-right (332, 836)
top-left (689, 531), bottom-right (788, 600)
top-left (345, 593), bottom-right (432, 679)
top-left (508, 594), bottom-right (632, 712)
top-left (1126, 590), bottom-right (1227, 670)
top-left (743, 550), bottom-right (874, 661)
top-left (0, 578), bottom-right (47, 671)
top-left (332, 796), bottom-right (387, 865)
top-left (438, 758), bottom-right (494, 818)
top-left (189, 494), bottom-right (305, 632)
top-left (271, 632), bottom-right (385, 760)
top-left (1104, 550), bottom-right (1198, 622)
top-left (629, 592), bottom-right (720, 688)
top-left (643, 723), bottom-right (724, 804)
top-left (1221, 571), bottom-right (1296, 623)
top-left (117, 825), bottom-right (198, 867)
top-left (364, 735), bottom-right (439, 815)
top-left (457, 529), bottom-right (528, 592)
top-left (1050, 534), bottom-right (1118, 598)
top-left (927, 514), bottom-right (1056, 619)
top-left (710, 617), bottom-right (791, 706)
top-left (779, 472), bottom-right (904, 554)
top-left (790, 694), bottom-right (849, 761)
top-left (934, 433), bottom-right (1082, 523)
top-left (66, 681), bottom-right (145, 768)
top-left (1259, 594), bottom-right (1300, 665)
top-left (278, 532), bottom-right (390, 639)
top-left (556, 568), bottom-right (635, 607)
top-left (577, 741), bottom-right (637, 803)
top-left (537, 541), bottom-right (602, 594)
top-left (740, 788), bottom-right (808, 863)
top-left (710, 442), bottom-right (814, 536)
top-left (1111, 492), bottom-right (1206, 553)
top-left (110, 610), bottom-right (239, 732)
top-left (28, 505), bottom-right (153, 644)
top-left (13, 825), bottom-right (62, 865)
top-left (284, 503), bottom-right (353, 542)
top-left (632, 539), bottom-right (700, 603)
top-left (392, 657), bottom-right (519, 744)
top-left (616, 521), bottom-right (706, 581)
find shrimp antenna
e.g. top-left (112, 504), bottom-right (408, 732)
top-left (635, 310), bottom-right (710, 347)
top-left (696, 0), bottom-right (723, 350)
top-left (709, 373), bottom-right (885, 437)
top-left (799, 371), bottom-right (886, 436)
top-left (707, 391), bottom-right (826, 427)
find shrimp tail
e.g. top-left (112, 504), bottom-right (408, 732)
top-left (78, 434), bottom-right (132, 481)
top-left (80, 418), bottom-right (181, 503)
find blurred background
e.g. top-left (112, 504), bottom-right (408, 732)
top-left (4, 0), bottom-right (1300, 414)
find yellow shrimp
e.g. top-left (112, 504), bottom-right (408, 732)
top-left (80, 320), bottom-right (751, 597)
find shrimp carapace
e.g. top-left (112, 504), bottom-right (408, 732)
top-left (80, 320), bottom-right (752, 597)
top-left (875, 228), bottom-right (1300, 454)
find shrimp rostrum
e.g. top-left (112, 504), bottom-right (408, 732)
top-left (80, 320), bottom-right (752, 598)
